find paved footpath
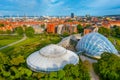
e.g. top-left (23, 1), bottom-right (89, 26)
top-left (0, 34), bottom-right (27, 50)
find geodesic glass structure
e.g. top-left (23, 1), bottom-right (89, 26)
top-left (76, 32), bottom-right (118, 58)
top-left (27, 44), bottom-right (79, 72)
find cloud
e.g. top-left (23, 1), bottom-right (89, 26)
top-left (87, 0), bottom-right (120, 10)
top-left (40, 0), bottom-right (65, 15)
top-left (0, 0), bottom-right (120, 16)
top-left (8, 0), bottom-right (37, 8)
top-left (50, 0), bottom-right (58, 3)
top-left (43, 0), bottom-right (64, 6)
top-left (0, 10), bottom-right (18, 16)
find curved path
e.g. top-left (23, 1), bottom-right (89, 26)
top-left (0, 34), bottom-right (27, 50)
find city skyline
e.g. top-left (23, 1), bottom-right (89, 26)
top-left (0, 0), bottom-right (120, 16)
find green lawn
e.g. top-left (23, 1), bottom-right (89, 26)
top-left (0, 34), bottom-right (61, 58)
top-left (108, 37), bottom-right (120, 51)
top-left (0, 35), bottom-right (22, 47)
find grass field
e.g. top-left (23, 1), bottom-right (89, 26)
top-left (0, 34), bottom-right (61, 58)
top-left (0, 35), bottom-right (22, 47)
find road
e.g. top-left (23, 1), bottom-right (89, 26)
top-left (80, 55), bottom-right (99, 80)
top-left (0, 34), bottom-right (27, 50)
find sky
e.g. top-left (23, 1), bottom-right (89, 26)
top-left (0, 0), bottom-right (120, 16)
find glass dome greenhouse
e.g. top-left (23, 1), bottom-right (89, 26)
top-left (76, 32), bottom-right (118, 58)
top-left (27, 44), bottom-right (79, 72)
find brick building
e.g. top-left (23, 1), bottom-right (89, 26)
top-left (47, 23), bottom-right (56, 33)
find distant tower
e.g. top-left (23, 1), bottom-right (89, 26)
top-left (71, 13), bottom-right (74, 18)
top-left (86, 14), bottom-right (90, 18)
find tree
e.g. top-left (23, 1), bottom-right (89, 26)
top-left (63, 63), bottom-right (90, 80)
top-left (6, 30), bottom-right (12, 34)
top-left (41, 24), bottom-right (45, 29)
top-left (10, 55), bottom-right (25, 66)
top-left (62, 31), bottom-right (70, 37)
top-left (111, 25), bottom-right (120, 38)
top-left (0, 23), bottom-right (4, 27)
top-left (98, 27), bottom-right (110, 37)
top-left (94, 52), bottom-right (120, 80)
top-left (57, 70), bottom-right (65, 79)
top-left (77, 24), bottom-right (84, 33)
top-left (2, 71), bottom-right (11, 77)
top-left (0, 53), bottom-right (10, 64)
top-left (25, 27), bottom-right (35, 37)
top-left (115, 27), bottom-right (120, 38)
top-left (0, 30), bottom-right (6, 34)
top-left (85, 24), bottom-right (91, 28)
top-left (49, 72), bottom-right (57, 79)
top-left (16, 27), bottom-right (24, 36)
